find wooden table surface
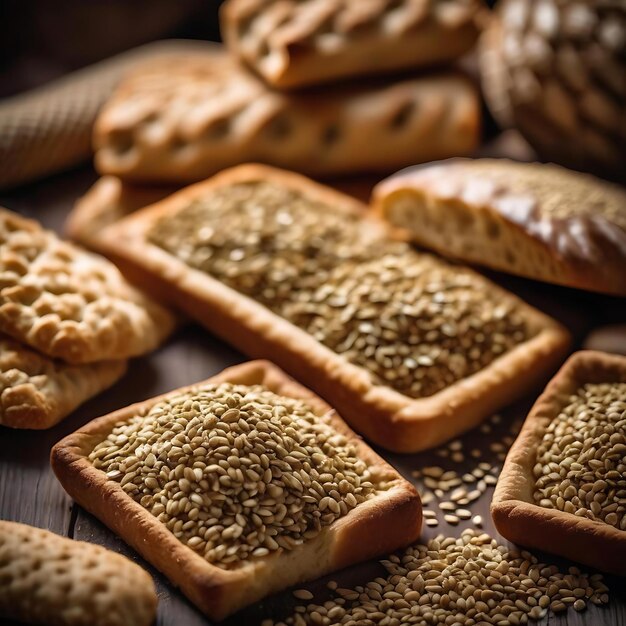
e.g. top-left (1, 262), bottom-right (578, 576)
top-left (0, 164), bottom-right (624, 626)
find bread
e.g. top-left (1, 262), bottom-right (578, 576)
top-left (0, 335), bottom-right (126, 429)
top-left (94, 164), bottom-right (570, 453)
top-left (0, 519), bottom-right (157, 626)
top-left (480, 0), bottom-right (626, 181)
top-left (66, 176), bottom-right (177, 248)
top-left (221, 0), bottom-right (485, 89)
top-left (93, 48), bottom-right (479, 183)
top-left (373, 158), bottom-right (626, 296)
top-left (492, 351), bottom-right (626, 575)
top-left (0, 207), bottom-right (175, 363)
top-left (65, 175), bottom-right (378, 250)
top-left (51, 359), bottom-right (422, 620)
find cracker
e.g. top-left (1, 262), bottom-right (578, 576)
top-left (374, 158), bottom-right (626, 296)
top-left (0, 335), bottom-right (126, 429)
top-left (52, 360), bottom-right (422, 620)
top-left (0, 520), bottom-right (157, 626)
top-left (221, 0), bottom-right (484, 88)
top-left (492, 351), bottom-right (626, 575)
top-left (94, 48), bottom-right (479, 183)
top-left (0, 208), bottom-right (175, 364)
top-left (95, 164), bottom-right (570, 452)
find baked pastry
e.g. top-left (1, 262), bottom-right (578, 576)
top-left (480, 0), bottom-right (626, 180)
top-left (0, 335), bottom-right (126, 429)
top-left (51, 359), bottom-right (422, 620)
top-left (65, 175), bottom-right (378, 250)
top-left (221, 0), bottom-right (485, 89)
top-left (93, 49), bottom-right (479, 183)
top-left (95, 164), bottom-right (570, 452)
top-left (0, 208), bottom-right (175, 363)
top-left (492, 351), bottom-right (626, 575)
top-left (0, 519), bottom-right (157, 626)
top-left (373, 158), bottom-right (626, 296)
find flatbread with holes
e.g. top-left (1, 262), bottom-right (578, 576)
top-left (94, 49), bottom-right (479, 183)
top-left (221, 0), bottom-right (485, 88)
top-left (0, 335), bottom-right (126, 429)
top-left (0, 208), bottom-right (175, 363)
top-left (374, 158), bottom-right (626, 296)
top-left (0, 520), bottom-right (157, 626)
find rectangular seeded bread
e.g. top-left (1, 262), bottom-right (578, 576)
top-left (65, 175), bottom-right (379, 250)
top-left (0, 335), bottom-right (126, 429)
top-left (221, 0), bottom-right (485, 89)
top-left (373, 158), bottom-right (626, 296)
top-left (93, 48), bottom-right (479, 183)
top-left (51, 360), bottom-right (422, 620)
top-left (0, 520), bottom-right (157, 626)
top-left (94, 164), bottom-right (570, 452)
top-left (0, 208), bottom-right (175, 363)
top-left (492, 351), bottom-right (626, 576)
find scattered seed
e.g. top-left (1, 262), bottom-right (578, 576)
top-left (293, 589), bottom-right (314, 601)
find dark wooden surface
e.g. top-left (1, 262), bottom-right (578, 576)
top-left (0, 164), bottom-right (625, 626)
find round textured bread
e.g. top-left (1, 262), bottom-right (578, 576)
top-left (480, 0), bottom-right (625, 180)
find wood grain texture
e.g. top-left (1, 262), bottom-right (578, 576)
top-left (0, 163), bottom-right (624, 626)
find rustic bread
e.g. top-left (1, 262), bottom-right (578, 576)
top-left (221, 0), bottom-right (485, 89)
top-left (492, 351), bottom-right (626, 575)
top-left (51, 360), bottom-right (422, 620)
top-left (94, 48), bottom-right (479, 183)
top-left (0, 520), bottom-right (157, 626)
top-left (0, 208), bottom-right (175, 363)
top-left (373, 158), bottom-right (626, 296)
top-left (94, 164), bottom-right (570, 452)
top-left (0, 335), bottom-right (126, 429)
top-left (65, 175), bottom-right (379, 250)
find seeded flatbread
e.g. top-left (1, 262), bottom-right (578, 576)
top-left (51, 360), bottom-right (422, 620)
top-left (492, 350), bottom-right (626, 575)
top-left (0, 208), bottom-right (175, 364)
top-left (0, 335), bottom-right (126, 429)
top-left (0, 520), bottom-right (157, 626)
top-left (94, 48), bottom-right (479, 183)
top-left (373, 158), bottom-right (626, 296)
top-left (94, 164), bottom-right (570, 452)
top-left (221, 0), bottom-right (484, 88)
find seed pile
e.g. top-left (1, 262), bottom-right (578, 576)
top-left (89, 382), bottom-right (381, 568)
top-left (268, 530), bottom-right (610, 626)
top-left (149, 181), bottom-right (531, 399)
top-left (533, 382), bottom-right (626, 531)
top-left (412, 413), bottom-right (519, 528)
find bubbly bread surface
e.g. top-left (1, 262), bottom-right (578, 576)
top-left (0, 208), bottom-right (174, 363)
top-left (0, 520), bottom-right (157, 626)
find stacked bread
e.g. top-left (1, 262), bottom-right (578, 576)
top-left (0, 208), bottom-right (174, 429)
top-left (68, 0), bottom-right (487, 247)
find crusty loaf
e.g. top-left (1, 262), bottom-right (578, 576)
top-left (94, 164), bottom-right (570, 453)
top-left (94, 48), bottom-right (479, 183)
top-left (492, 351), bottom-right (626, 575)
top-left (65, 175), bottom-right (379, 250)
top-left (373, 158), bottom-right (626, 296)
top-left (0, 335), bottom-right (126, 429)
top-left (0, 208), bottom-right (175, 363)
top-left (0, 520), bottom-right (157, 626)
top-left (221, 0), bottom-right (485, 89)
top-left (51, 360), bottom-right (422, 620)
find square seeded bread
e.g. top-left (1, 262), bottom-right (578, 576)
top-left (51, 360), bottom-right (422, 620)
top-left (492, 351), bottom-right (626, 575)
top-left (221, 0), bottom-right (485, 89)
top-left (94, 164), bottom-right (570, 452)
top-left (0, 208), bottom-right (175, 363)
top-left (0, 335), bottom-right (126, 429)
top-left (0, 520), bottom-right (157, 626)
top-left (93, 47), bottom-right (479, 183)
top-left (373, 158), bottom-right (626, 296)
